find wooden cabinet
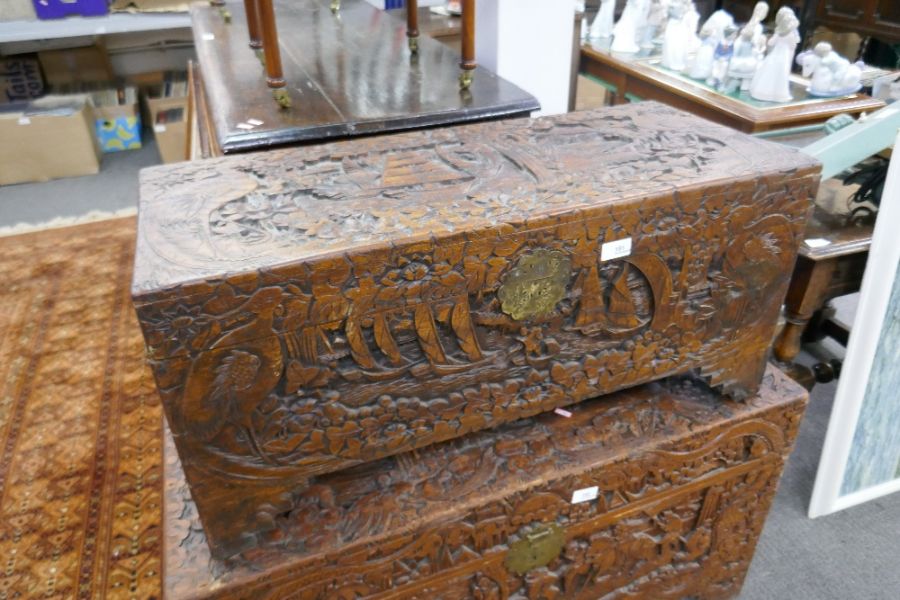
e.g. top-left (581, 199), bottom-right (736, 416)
top-left (816, 0), bottom-right (900, 43)
top-left (724, 0), bottom-right (900, 44)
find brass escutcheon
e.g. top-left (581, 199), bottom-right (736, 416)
top-left (498, 249), bottom-right (571, 321)
top-left (505, 523), bottom-right (566, 575)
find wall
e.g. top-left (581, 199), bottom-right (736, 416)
top-left (475, 0), bottom-right (575, 116)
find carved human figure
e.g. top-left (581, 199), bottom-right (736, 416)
top-left (661, 0), bottom-right (690, 71)
top-left (611, 0), bottom-right (650, 54)
top-left (590, 0), bottom-right (616, 40)
top-left (750, 7), bottom-right (800, 102)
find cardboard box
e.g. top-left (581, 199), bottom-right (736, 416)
top-left (129, 70), bottom-right (187, 124)
top-left (152, 100), bottom-right (186, 163)
top-left (38, 45), bottom-right (114, 86)
top-left (147, 94), bottom-right (184, 125)
top-left (1, 55), bottom-right (44, 104)
top-left (0, 97), bottom-right (101, 186)
top-left (49, 82), bottom-right (143, 152)
top-left (0, 0), bottom-right (37, 21)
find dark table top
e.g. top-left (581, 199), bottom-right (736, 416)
top-left (192, 0), bottom-right (539, 153)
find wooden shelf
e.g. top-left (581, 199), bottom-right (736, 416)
top-left (0, 13), bottom-right (191, 44)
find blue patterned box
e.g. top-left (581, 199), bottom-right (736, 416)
top-left (95, 111), bottom-right (142, 153)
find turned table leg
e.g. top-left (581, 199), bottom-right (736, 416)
top-left (210, 0), bottom-right (231, 22)
top-left (243, 0), bottom-right (262, 49)
top-left (406, 0), bottom-right (420, 53)
top-left (257, 0), bottom-right (290, 108)
top-left (459, 0), bottom-right (476, 89)
top-left (773, 257), bottom-right (837, 388)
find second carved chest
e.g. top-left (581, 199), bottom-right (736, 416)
top-left (132, 102), bottom-right (820, 558)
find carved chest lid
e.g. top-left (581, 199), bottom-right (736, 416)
top-left (132, 102), bottom-right (819, 307)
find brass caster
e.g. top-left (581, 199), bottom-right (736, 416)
top-left (330, 0), bottom-right (340, 13)
top-left (219, 8), bottom-right (232, 23)
top-left (273, 88), bottom-right (291, 109)
top-left (459, 70), bottom-right (473, 90)
top-left (408, 36), bottom-right (419, 54)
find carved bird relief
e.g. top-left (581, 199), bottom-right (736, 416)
top-left (179, 287), bottom-right (284, 463)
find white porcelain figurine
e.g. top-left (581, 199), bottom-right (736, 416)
top-left (643, 0), bottom-right (669, 49)
top-left (590, 0), bottom-right (616, 40)
top-left (707, 24), bottom-right (737, 90)
top-left (701, 9), bottom-right (735, 44)
top-left (611, 0), bottom-right (649, 54)
top-left (748, 2), bottom-right (770, 63)
top-left (689, 23), bottom-right (717, 80)
top-left (723, 25), bottom-right (759, 92)
top-left (797, 42), bottom-right (863, 96)
top-left (661, 0), bottom-right (690, 71)
top-left (797, 43), bottom-right (834, 92)
top-left (683, 1), bottom-right (701, 52)
top-left (750, 7), bottom-right (800, 102)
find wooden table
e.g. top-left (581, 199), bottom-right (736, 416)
top-left (579, 43), bottom-right (884, 133)
top-left (772, 206), bottom-right (873, 386)
top-left (192, 0), bottom-right (538, 154)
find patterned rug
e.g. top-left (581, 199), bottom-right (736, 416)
top-left (0, 217), bottom-right (162, 599)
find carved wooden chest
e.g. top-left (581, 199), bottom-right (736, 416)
top-left (133, 102), bottom-right (820, 558)
top-left (164, 365), bottom-right (807, 599)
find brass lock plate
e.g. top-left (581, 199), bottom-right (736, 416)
top-left (498, 249), bottom-right (571, 321)
top-left (505, 523), bottom-right (566, 575)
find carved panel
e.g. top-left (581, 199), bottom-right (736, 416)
top-left (134, 102), bottom-right (820, 558)
top-left (164, 366), bottom-right (808, 599)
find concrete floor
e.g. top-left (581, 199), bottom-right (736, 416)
top-left (0, 138), bottom-right (158, 230)
top-left (743, 357), bottom-right (900, 599)
top-left (0, 92), bottom-right (896, 599)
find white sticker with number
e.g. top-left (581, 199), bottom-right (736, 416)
top-left (571, 486), bottom-right (599, 504)
top-left (17, 117), bottom-right (30, 125)
top-left (601, 237), bottom-right (632, 261)
top-left (804, 238), bottom-right (831, 248)
top-left (154, 124), bottom-right (166, 133)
